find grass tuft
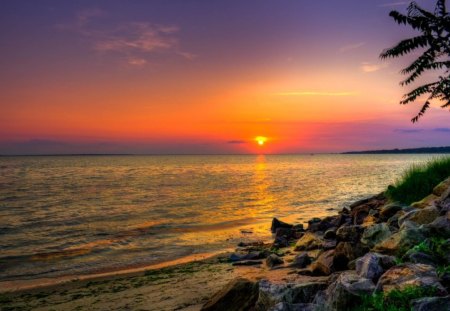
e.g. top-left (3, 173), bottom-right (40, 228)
top-left (385, 156), bottom-right (450, 204)
top-left (353, 285), bottom-right (438, 311)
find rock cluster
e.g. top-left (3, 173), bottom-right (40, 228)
top-left (202, 178), bottom-right (450, 311)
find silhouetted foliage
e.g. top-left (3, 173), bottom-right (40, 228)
top-left (381, 0), bottom-right (450, 122)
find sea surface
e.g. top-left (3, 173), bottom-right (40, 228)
top-left (0, 154), bottom-right (442, 282)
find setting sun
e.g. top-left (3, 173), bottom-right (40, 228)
top-left (255, 136), bottom-right (267, 146)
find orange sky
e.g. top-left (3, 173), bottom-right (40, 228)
top-left (1, 0), bottom-right (449, 154)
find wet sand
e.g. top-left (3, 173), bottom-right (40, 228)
top-left (0, 251), bottom-right (319, 311)
top-left (0, 254), bottom-right (326, 311)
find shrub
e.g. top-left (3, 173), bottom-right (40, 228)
top-left (385, 156), bottom-right (450, 204)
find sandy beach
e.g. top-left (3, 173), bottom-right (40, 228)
top-left (0, 250), bottom-right (320, 311)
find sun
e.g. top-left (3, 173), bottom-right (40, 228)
top-left (255, 136), bottom-right (267, 146)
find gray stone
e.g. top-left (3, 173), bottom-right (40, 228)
top-left (375, 263), bottom-right (446, 294)
top-left (426, 213), bottom-right (450, 238)
top-left (355, 253), bottom-right (384, 281)
top-left (373, 224), bottom-right (425, 256)
top-left (380, 203), bottom-right (404, 220)
top-left (310, 250), bottom-right (335, 276)
top-left (336, 225), bottom-right (363, 243)
top-left (255, 280), bottom-right (327, 311)
top-left (201, 278), bottom-right (259, 311)
top-left (411, 295), bottom-right (450, 311)
top-left (267, 254), bottom-right (284, 268)
top-left (295, 232), bottom-right (323, 251)
top-left (325, 271), bottom-right (375, 311)
top-left (290, 252), bottom-right (311, 269)
top-left (361, 223), bottom-right (391, 248)
top-left (272, 218), bottom-right (293, 233)
top-left (399, 206), bottom-right (440, 226)
top-left (270, 302), bottom-right (317, 311)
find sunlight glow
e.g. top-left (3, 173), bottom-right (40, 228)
top-left (255, 136), bottom-right (267, 146)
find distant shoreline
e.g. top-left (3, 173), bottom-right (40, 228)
top-left (342, 146), bottom-right (450, 154)
top-left (2, 147), bottom-right (450, 156)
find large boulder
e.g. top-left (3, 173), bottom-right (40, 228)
top-left (255, 280), bottom-right (327, 310)
top-left (324, 271), bottom-right (375, 311)
top-left (333, 242), bottom-right (362, 271)
top-left (201, 278), bottom-right (259, 311)
top-left (355, 252), bottom-right (395, 281)
top-left (426, 213), bottom-right (450, 238)
top-left (411, 295), bottom-right (450, 311)
top-left (295, 232), bottom-right (323, 251)
top-left (272, 218), bottom-right (293, 233)
top-left (379, 203), bottom-right (404, 220)
top-left (361, 223), bottom-right (391, 248)
top-left (373, 223), bottom-right (425, 256)
top-left (375, 263), bottom-right (446, 294)
top-left (336, 225), bottom-right (363, 243)
top-left (399, 206), bottom-right (440, 226)
top-left (310, 250), bottom-right (335, 276)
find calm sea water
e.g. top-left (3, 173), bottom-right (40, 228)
top-left (0, 154), bottom-right (440, 281)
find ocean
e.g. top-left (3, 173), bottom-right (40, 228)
top-left (0, 154), bottom-right (440, 282)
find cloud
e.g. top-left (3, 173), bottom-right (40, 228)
top-left (433, 127), bottom-right (450, 132)
top-left (275, 91), bottom-right (356, 96)
top-left (60, 9), bottom-right (193, 66)
top-left (394, 129), bottom-right (424, 133)
top-left (379, 2), bottom-right (409, 8)
top-left (127, 57), bottom-right (147, 66)
top-left (227, 140), bottom-right (247, 144)
top-left (339, 42), bottom-right (365, 53)
top-left (360, 62), bottom-right (389, 73)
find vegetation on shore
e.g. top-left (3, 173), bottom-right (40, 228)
top-left (354, 285), bottom-right (438, 311)
top-left (386, 156), bottom-right (450, 204)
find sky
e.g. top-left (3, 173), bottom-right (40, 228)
top-left (1, 0), bottom-right (449, 154)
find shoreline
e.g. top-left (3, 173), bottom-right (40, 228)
top-left (0, 250), bottom-right (234, 294)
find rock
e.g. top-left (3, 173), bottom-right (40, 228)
top-left (325, 271), bottom-right (375, 311)
top-left (411, 295), bottom-right (450, 311)
top-left (386, 213), bottom-right (401, 231)
top-left (310, 250), bottom-right (335, 276)
top-left (399, 206), bottom-right (440, 225)
top-left (375, 263), bottom-right (446, 294)
top-left (324, 228), bottom-right (337, 239)
top-left (275, 227), bottom-right (296, 240)
top-left (230, 251), bottom-right (267, 262)
top-left (201, 278), bottom-right (259, 311)
top-left (336, 225), bottom-right (363, 243)
top-left (402, 250), bottom-right (437, 266)
top-left (295, 232), bottom-right (323, 251)
top-left (426, 213), bottom-right (450, 238)
top-left (269, 302), bottom-right (317, 311)
top-left (411, 193), bottom-right (439, 209)
top-left (355, 253), bottom-right (385, 281)
top-left (272, 218), bottom-right (293, 233)
top-left (352, 204), bottom-right (371, 225)
top-left (333, 242), bottom-right (358, 271)
top-left (432, 177), bottom-right (450, 197)
top-left (361, 223), bottom-right (391, 248)
top-left (380, 203), bottom-right (404, 220)
top-left (308, 216), bottom-right (343, 233)
top-left (267, 254), bottom-right (284, 268)
top-left (290, 253), bottom-right (311, 269)
top-left (322, 239), bottom-right (337, 250)
top-left (373, 224), bottom-right (425, 256)
top-left (255, 280), bottom-right (327, 310)
top-left (232, 260), bottom-right (263, 266)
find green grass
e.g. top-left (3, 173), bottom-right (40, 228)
top-left (353, 286), bottom-right (438, 311)
top-left (385, 156), bottom-right (450, 204)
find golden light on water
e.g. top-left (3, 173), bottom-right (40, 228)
top-left (255, 136), bottom-right (267, 146)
